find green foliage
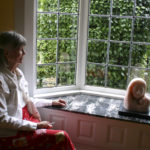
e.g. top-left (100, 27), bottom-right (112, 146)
top-left (89, 17), bottom-right (109, 39)
top-left (109, 43), bottom-right (130, 66)
top-left (59, 15), bottom-right (78, 38)
top-left (37, 0), bottom-right (150, 91)
top-left (136, 0), bottom-right (150, 17)
top-left (37, 65), bottom-right (56, 88)
top-left (87, 41), bottom-right (107, 63)
top-left (107, 66), bottom-right (128, 89)
top-left (59, 0), bottom-right (78, 13)
top-left (133, 18), bottom-right (150, 42)
top-left (58, 64), bottom-right (75, 85)
top-left (37, 14), bottom-right (57, 38)
top-left (90, 0), bottom-right (110, 15)
top-left (111, 18), bottom-right (132, 41)
top-left (38, 0), bottom-right (58, 12)
top-left (58, 40), bottom-right (77, 62)
top-left (86, 64), bottom-right (105, 86)
top-left (113, 0), bottom-right (134, 16)
top-left (37, 0), bottom-right (78, 88)
top-left (37, 40), bottom-right (57, 64)
top-left (86, 0), bottom-right (150, 90)
top-left (38, 0), bottom-right (78, 13)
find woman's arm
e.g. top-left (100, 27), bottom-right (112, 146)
top-left (0, 93), bottom-right (37, 131)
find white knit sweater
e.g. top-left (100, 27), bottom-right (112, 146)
top-left (0, 67), bottom-right (52, 137)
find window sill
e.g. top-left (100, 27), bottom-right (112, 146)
top-left (34, 89), bottom-right (125, 100)
top-left (36, 92), bottom-right (150, 125)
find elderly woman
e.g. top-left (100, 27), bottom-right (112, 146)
top-left (0, 31), bottom-right (75, 150)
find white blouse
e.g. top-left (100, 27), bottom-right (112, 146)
top-left (0, 67), bottom-right (52, 137)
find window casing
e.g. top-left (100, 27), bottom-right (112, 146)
top-left (86, 0), bottom-right (150, 91)
top-left (23, 0), bottom-right (150, 97)
top-left (36, 0), bottom-right (79, 89)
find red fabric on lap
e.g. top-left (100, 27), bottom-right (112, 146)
top-left (0, 105), bottom-right (75, 150)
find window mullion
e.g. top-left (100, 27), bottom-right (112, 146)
top-left (76, 0), bottom-right (89, 89)
top-left (55, 0), bottom-right (60, 86)
top-left (23, 0), bottom-right (36, 97)
top-left (127, 0), bottom-right (136, 85)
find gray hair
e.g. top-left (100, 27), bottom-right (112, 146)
top-left (0, 31), bottom-right (26, 67)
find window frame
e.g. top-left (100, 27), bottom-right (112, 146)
top-left (23, 0), bottom-right (136, 98)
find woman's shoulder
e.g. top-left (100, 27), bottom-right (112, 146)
top-left (0, 71), bottom-right (5, 82)
top-left (16, 68), bottom-right (24, 76)
top-left (0, 72), bottom-right (10, 94)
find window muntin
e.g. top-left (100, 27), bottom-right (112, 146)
top-left (35, 0), bottom-right (150, 95)
top-left (86, 0), bottom-right (150, 92)
top-left (36, 0), bottom-right (79, 88)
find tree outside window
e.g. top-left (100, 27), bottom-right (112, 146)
top-left (36, 0), bottom-right (150, 93)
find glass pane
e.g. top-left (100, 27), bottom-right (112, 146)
top-left (109, 42), bottom-right (130, 65)
top-left (107, 66), bottom-right (128, 89)
top-left (37, 40), bottom-right (57, 64)
top-left (90, 0), bottom-right (110, 15)
top-left (111, 18), bottom-right (132, 41)
top-left (131, 44), bottom-right (150, 68)
top-left (58, 40), bottom-right (77, 62)
top-left (58, 63), bottom-right (75, 85)
top-left (133, 18), bottom-right (150, 43)
top-left (60, 0), bottom-right (79, 13)
top-left (59, 15), bottom-right (78, 38)
top-left (87, 40), bottom-right (107, 63)
top-left (130, 68), bottom-right (150, 93)
top-left (37, 65), bottom-right (56, 88)
top-left (37, 0), bottom-right (58, 12)
top-left (89, 17), bottom-right (109, 39)
top-left (136, 0), bottom-right (150, 17)
top-left (37, 14), bottom-right (57, 38)
top-left (86, 64), bottom-right (105, 86)
top-left (113, 0), bottom-right (134, 16)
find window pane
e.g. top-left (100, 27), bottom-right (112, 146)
top-left (87, 0), bottom-right (150, 90)
top-left (58, 63), bottom-right (75, 85)
top-left (111, 18), bottom-right (132, 41)
top-left (37, 14), bottom-right (57, 38)
top-left (89, 17), bottom-right (109, 39)
top-left (90, 0), bottom-right (110, 15)
top-left (37, 40), bottom-right (57, 64)
top-left (37, 65), bottom-right (56, 88)
top-left (130, 68), bottom-right (150, 92)
top-left (37, 0), bottom-right (58, 12)
top-left (135, 0), bottom-right (150, 17)
top-left (36, 0), bottom-right (79, 89)
top-left (87, 40), bottom-right (107, 63)
top-left (60, 0), bottom-right (79, 13)
top-left (109, 42), bottom-right (130, 65)
top-left (107, 66), bottom-right (128, 89)
top-left (113, 0), bottom-right (134, 16)
top-left (59, 15), bottom-right (78, 38)
top-left (86, 64), bottom-right (105, 86)
top-left (58, 40), bottom-right (77, 62)
top-left (131, 44), bottom-right (150, 68)
top-left (133, 18), bottom-right (150, 43)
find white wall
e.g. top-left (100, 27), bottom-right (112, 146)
top-left (38, 107), bottom-right (150, 150)
top-left (14, 0), bottom-right (36, 96)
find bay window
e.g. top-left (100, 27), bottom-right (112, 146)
top-left (23, 0), bottom-right (150, 97)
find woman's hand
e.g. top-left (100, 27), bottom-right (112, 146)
top-left (52, 99), bottom-right (66, 107)
top-left (37, 121), bottom-right (53, 129)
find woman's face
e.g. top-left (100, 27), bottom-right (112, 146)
top-left (5, 46), bottom-right (26, 65)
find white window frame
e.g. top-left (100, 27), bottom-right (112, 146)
top-left (23, 0), bottom-right (126, 99)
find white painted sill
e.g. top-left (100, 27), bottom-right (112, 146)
top-left (34, 89), bottom-right (125, 100)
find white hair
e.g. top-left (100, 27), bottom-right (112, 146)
top-left (0, 31), bottom-right (26, 67)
